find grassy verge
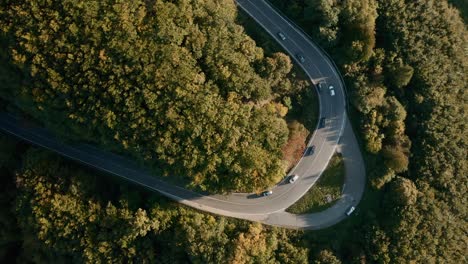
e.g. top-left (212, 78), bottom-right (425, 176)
top-left (286, 153), bottom-right (345, 214)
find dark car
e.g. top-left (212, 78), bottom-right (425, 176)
top-left (296, 54), bottom-right (305, 63)
top-left (319, 117), bottom-right (327, 128)
top-left (317, 82), bottom-right (325, 92)
top-left (305, 145), bottom-right (316, 156)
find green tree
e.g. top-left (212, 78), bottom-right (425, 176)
top-left (341, 0), bottom-right (378, 62)
top-left (314, 249), bottom-right (342, 264)
top-left (386, 59), bottom-right (414, 89)
top-left (381, 145), bottom-right (408, 173)
top-left (363, 225), bottom-right (391, 264)
top-left (387, 177), bottom-right (418, 206)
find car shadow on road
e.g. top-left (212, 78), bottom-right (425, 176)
top-left (247, 193), bottom-right (260, 199)
top-left (302, 174), bottom-right (319, 181)
top-left (276, 178), bottom-right (288, 187)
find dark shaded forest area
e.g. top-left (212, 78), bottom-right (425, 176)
top-left (0, 0), bottom-right (466, 263)
top-left (0, 139), bottom-right (309, 262)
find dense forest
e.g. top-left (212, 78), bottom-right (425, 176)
top-left (0, 0), bottom-right (466, 263)
top-left (0, 138), bottom-right (309, 263)
top-left (0, 0), bottom-right (313, 193)
top-left (270, 0), bottom-right (467, 262)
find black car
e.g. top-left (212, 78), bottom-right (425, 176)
top-left (317, 82), bottom-right (325, 92)
top-left (305, 145), bottom-right (316, 156)
top-left (319, 117), bottom-right (326, 128)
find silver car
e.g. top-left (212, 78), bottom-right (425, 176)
top-left (277, 32), bottom-right (287, 40)
top-left (296, 54), bottom-right (305, 63)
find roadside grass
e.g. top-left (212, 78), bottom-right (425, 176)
top-left (286, 153), bottom-right (345, 214)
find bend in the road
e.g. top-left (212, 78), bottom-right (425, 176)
top-left (0, 0), bottom-right (366, 229)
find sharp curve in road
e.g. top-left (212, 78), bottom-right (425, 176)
top-left (0, 0), bottom-right (366, 229)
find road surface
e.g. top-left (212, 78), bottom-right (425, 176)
top-left (0, 0), bottom-right (366, 229)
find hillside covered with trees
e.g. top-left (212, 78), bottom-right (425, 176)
top-left (0, 0), bottom-right (312, 193)
top-left (270, 0), bottom-right (467, 262)
top-left (0, 0), bottom-right (466, 263)
top-left (0, 138), bottom-right (309, 263)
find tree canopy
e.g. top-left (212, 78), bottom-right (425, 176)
top-left (269, 0), bottom-right (466, 262)
top-left (0, 146), bottom-right (309, 263)
top-left (0, 0), bottom-right (305, 193)
top-left (0, 0), bottom-right (466, 263)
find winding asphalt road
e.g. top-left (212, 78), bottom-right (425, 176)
top-left (0, 0), bottom-right (365, 229)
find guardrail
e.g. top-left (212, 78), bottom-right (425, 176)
top-left (264, 0), bottom-right (350, 112)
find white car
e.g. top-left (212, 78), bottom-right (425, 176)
top-left (261, 190), bottom-right (273, 197)
top-left (329, 85), bottom-right (335, 96)
top-left (345, 206), bottom-right (355, 216)
top-left (288, 174), bottom-right (299, 184)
